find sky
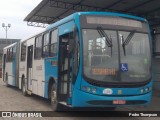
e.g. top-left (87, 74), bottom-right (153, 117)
top-left (0, 0), bottom-right (44, 39)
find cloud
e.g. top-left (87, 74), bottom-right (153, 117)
top-left (0, 0), bottom-right (44, 39)
top-left (0, 0), bottom-right (42, 18)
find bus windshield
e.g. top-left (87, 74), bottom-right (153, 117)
top-left (82, 29), bottom-right (151, 83)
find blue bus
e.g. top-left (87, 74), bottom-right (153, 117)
top-left (2, 12), bottom-right (152, 111)
top-left (2, 42), bottom-right (19, 87)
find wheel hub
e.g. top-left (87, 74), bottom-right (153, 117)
top-left (23, 84), bottom-right (25, 93)
top-left (51, 90), bottom-right (57, 104)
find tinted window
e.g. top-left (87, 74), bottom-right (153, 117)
top-left (7, 48), bottom-right (13, 62)
top-left (35, 36), bottom-right (42, 59)
top-left (21, 42), bottom-right (27, 61)
top-left (43, 33), bottom-right (50, 57)
top-left (50, 29), bottom-right (58, 57)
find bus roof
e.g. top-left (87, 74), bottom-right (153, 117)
top-left (3, 42), bottom-right (17, 50)
top-left (20, 29), bottom-right (46, 43)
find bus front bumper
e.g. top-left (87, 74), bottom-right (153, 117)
top-left (72, 88), bottom-right (152, 107)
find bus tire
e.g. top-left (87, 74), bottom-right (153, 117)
top-left (51, 84), bottom-right (61, 111)
top-left (21, 77), bottom-right (27, 96)
top-left (5, 73), bottom-right (9, 87)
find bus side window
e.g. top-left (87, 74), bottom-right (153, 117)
top-left (6, 49), bottom-right (9, 62)
top-left (7, 49), bottom-right (10, 62)
top-left (35, 35), bottom-right (42, 59)
top-left (21, 42), bottom-right (27, 61)
top-left (7, 48), bottom-right (13, 62)
top-left (42, 32), bottom-right (50, 58)
top-left (50, 29), bottom-right (58, 57)
top-left (11, 48), bottom-right (14, 61)
top-left (13, 46), bottom-right (16, 60)
top-left (10, 48), bottom-right (13, 62)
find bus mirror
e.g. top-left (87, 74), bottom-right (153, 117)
top-left (73, 25), bottom-right (77, 39)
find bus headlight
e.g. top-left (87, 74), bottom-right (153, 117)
top-left (81, 86), bottom-right (97, 94)
top-left (145, 87), bottom-right (149, 92)
top-left (86, 87), bottom-right (91, 92)
top-left (140, 88), bottom-right (144, 93)
top-left (140, 87), bottom-right (150, 93)
top-left (92, 88), bottom-right (97, 93)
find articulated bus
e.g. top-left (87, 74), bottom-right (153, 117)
top-left (2, 12), bottom-right (152, 111)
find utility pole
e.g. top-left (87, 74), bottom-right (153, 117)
top-left (2, 23), bottom-right (11, 40)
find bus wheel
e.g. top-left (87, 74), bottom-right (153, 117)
top-left (51, 84), bottom-right (61, 111)
top-left (5, 73), bottom-right (9, 87)
top-left (22, 77), bottom-right (27, 96)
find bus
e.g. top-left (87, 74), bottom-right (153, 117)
top-left (2, 42), bottom-right (20, 87)
top-left (2, 12), bottom-right (152, 111)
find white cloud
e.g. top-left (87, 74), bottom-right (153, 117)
top-left (0, 0), bottom-right (42, 18)
top-left (0, 0), bottom-right (44, 39)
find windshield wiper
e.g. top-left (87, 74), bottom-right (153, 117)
top-left (97, 27), bottom-right (112, 47)
top-left (121, 35), bottom-right (126, 56)
top-left (121, 30), bottom-right (136, 56)
top-left (97, 26), bottom-right (112, 56)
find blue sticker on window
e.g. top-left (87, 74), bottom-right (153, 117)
top-left (120, 63), bottom-right (128, 72)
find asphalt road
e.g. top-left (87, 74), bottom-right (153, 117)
top-left (0, 78), bottom-right (159, 120)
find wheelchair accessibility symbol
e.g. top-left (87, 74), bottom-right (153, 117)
top-left (120, 63), bottom-right (128, 72)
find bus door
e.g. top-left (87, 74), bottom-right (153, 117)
top-left (2, 54), bottom-right (6, 81)
top-left (58, 33), bottom-right (74, 104)
top-left (27, 45), bottom-right (33, 91)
